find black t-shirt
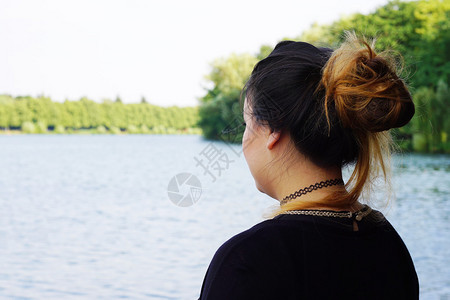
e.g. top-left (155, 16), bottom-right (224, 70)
top-left (198, 209), bottom-right (419, 299)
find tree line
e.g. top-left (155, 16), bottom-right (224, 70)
top-left (0, 95), bottom-right (200, 134)
top-left (1, 0), bottom-right (448, 151)
top-left (197, 0), bottom-right (450, 153)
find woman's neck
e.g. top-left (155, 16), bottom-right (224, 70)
top-left (264, 154), bottom-right (363, 212)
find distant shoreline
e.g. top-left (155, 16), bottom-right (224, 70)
top-left (0, 127), bottom-right (203, 135)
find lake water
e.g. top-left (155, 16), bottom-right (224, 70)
top-left (0, 135), bottom-right (449, 299)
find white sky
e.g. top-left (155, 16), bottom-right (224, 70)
top-left (0, 0), bottom-right (388, 107)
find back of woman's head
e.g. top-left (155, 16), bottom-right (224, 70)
top-left (242, 31), bottom-right (415, 215)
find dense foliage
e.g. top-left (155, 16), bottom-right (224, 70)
top-left (0, 95), bottom-right (200, 134)
top-left (198, 53), bottom-right (258, 142)
top-left (198, 0), bottom-right (450, 153)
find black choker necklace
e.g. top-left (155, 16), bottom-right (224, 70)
top-left (280, 178), bottom-right (344, 206)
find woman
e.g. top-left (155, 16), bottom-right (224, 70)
top-left (198, 32), bottom-right (419, 299)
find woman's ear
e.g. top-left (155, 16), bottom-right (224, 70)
top-left (267, 130), bottom-right (281, 150)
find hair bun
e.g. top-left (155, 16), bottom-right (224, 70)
top-left (320, 32), bottom-right (415, 132)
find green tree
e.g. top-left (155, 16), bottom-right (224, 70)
top-left (0, 95), bottom-right (200, 134)
top-left (204, 53), bottom-right (258, 99)
top-left (256, 44), bottom-right (273, 60)
top-left (199, 53), bottom-right (258, 142)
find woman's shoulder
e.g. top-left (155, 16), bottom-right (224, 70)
top-left (228, 211), bottom-right (388, 245)
top-left (212, 208), bottom-right (403, 261)
top-left (209, 218), bottom-right (301, 266)
top-left (213, 219), bottom-right (280, 257)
